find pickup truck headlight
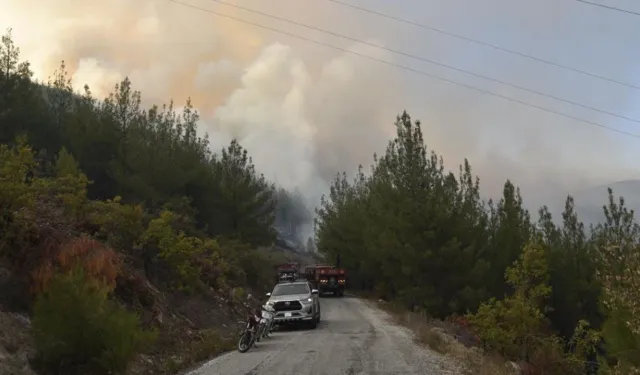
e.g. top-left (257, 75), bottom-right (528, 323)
top-left (301, 297), bottom-right (313, 304)
top-left (266, 301), bottom-right (274, 306)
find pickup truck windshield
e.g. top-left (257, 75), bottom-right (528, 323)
top-left (272, 283), bottom-right (309, 296)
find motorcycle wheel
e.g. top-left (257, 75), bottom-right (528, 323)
top-left (250, 331), bottom-right (258, 348)
top-left (237, 331), bottom-right (253, 353)
top-left (256, 323), bottom-right (265, 342)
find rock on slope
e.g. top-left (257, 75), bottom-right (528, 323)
top-left (0, 265), bottom-right (36, 375)
top-left (0, 309), bottom-right (36, 375)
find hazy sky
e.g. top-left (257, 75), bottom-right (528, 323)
top-left (2, 0), bottom-right (640, 218)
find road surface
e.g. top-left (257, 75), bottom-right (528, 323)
top-left (188, 297), bottom-right (459, 375)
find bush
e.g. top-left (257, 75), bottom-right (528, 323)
top-left (31, 236), bottom-right (121, 295)
top-left (87, 196), bottom-right (146, 253)
top-left (32, 269), bottom-right (156, 375)
top-left (0, 139), bottom-right (40, 259)
top-left (231, 286), bottom-right (246, 302)
top-left (0, 140), bottom-right (90, 285)
top-left (215, 238), bottom-right (288, 291)
top-left (139, 210), bottom-right (232, 292)
top-left (467, 242), bottom-right (551, 359)
top-left (601, 308), bottom-right (640, 370)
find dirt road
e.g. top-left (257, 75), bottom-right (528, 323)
top-left (188, 296), bottom-right (459, 375)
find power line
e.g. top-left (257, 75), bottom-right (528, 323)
top-left (205, 0), bottom-right (640, 125)
top-left (573, 0), bottom-right (640, 16)
top-left (166, 0), bottom-right (640, 139)
top-left (321, 0), bottom-right (640, 91)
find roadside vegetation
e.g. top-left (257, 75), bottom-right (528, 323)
top-left (0, 29), bottom-right (311, 375)
top-left (315, 111), bottom-right (640, 374)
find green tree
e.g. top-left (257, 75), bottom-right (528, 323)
top-left (210, 139), bottom-right (276, 245)
top-left (467, 241), bottom-right (553, 360)
top-left (486, 180), bottom-right (533, 298)
top-left (543, 196), bottom-right (603, 339)
top-left (316, 168), bottom-right (371, 290)
top-left (317, 111), bottom-right (491, 316)
top-left (0, 29), bottom-right (56, 151)
top-left (54, 147), bottom-right (80, 177)
top-left (595, 189), bottom-right (640, 371)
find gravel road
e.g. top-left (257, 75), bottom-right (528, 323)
top-left (188, 296), bottom-right (459, 375)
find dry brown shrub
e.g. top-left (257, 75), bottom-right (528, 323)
top-left (31, 236), bottom-right (121, 294)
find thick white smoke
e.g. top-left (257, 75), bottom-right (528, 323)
top-left (3, 0), bottom-right (640, 231)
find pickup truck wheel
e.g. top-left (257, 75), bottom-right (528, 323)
top-left (316, 311), bottom-right (321, 323)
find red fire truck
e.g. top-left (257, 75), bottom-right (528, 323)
top-left (304, 264), bottom-right (347, 297)
top-left (275, 261), bottom-right (299, 283)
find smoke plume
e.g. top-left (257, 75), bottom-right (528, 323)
top-left (3, 0), bottom-right (640, 231)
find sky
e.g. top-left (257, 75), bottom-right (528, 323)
top-left (2, 0), bottom-right (640, 225)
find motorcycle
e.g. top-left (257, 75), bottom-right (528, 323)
top-left (260, 304), bottom-right (276, 339)
top-left (236, 304), bottom-right (261, 353)
top-left (254, 304), bottom-right (276, 343)
top-left (236, 296), bottom-right (278, 352)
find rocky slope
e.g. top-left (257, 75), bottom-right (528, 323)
top-left (0, 243), bottom-right (319, 375)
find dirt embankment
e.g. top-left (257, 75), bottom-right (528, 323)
top-left (0, 308), bottom-right (36, 375)
top-left (0, 260), bottom-right (256, 375)
top-left (0, 264), bottom-right (36, 375)
top-left (372, 298), bottom-right (524, 375)
top-left (0, 246), bottom-right (320, 375)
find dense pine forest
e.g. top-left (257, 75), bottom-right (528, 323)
top-left (314, 111), bottom-right (640, 374)
top-left (1, 25), bottom-right (639, 375)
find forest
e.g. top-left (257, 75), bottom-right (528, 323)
top-left (0, 28), bottom-right (311, 375)
top-left (1, 24), bottom-right (639, 375)
top-left (314, 111), bottom-right (640, 374)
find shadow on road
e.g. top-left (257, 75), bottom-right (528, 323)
top-left (319, 294), bottom-right (355, 299)
top-left (273, 323), bottom-right (316, 332)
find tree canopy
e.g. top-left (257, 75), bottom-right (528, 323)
top-left (315, 110), bottom-right (640, 373)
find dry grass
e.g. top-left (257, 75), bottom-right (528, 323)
top-left (416, 325), bottom-right (450, 354)
top-left (460, 350), bottom-right (519, 375)
top-left (374, 300), bottom-right (517, 375)
top-left (162, 329), bottom-right (235, 374)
